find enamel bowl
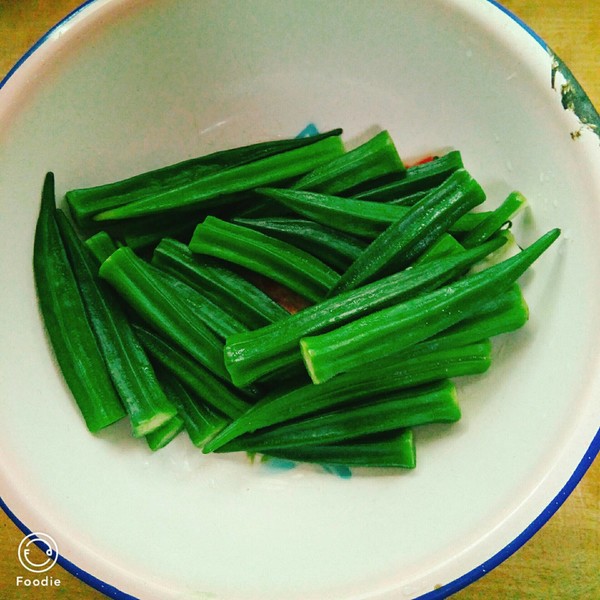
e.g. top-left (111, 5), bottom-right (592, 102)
top-left (1, 1), bottom-right (599, 599)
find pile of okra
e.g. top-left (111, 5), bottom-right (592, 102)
top-left (33, 128), bottom-right (560, 471)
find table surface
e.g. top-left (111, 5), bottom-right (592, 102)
top-left (0, 1), bottom-right (598, 599)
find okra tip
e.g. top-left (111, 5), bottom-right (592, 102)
top-left (533, 227), bottom-right (561, 255)
top-left (43, 171), bottom-right (55, 190)
top-left (41, 172), bottom-right (56, 210)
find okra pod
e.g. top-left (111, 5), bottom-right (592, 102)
top-left (133, 324), bottom-right (251, 419)
top-left (232, 217), bottom-right (368, 272)
top-left (67, 129), bottom-right (343, 226)
top-left (414, 233), bottom-right (465, 264)
top-left (189, 216), bottom-right (340, 303)
top-left (99, 246), bottom-right (229, 381)
top-left (216, 381), bottom-right (460, 453)
top-left (150, 265), bottom-right (247, 340)
top-left (85, 231), bottom-right (119, 264)
top-left (329, 169), bottom-right (486, 294)
top-left (68, 164), bottom-right (220, 228)
top-left (293, 130), bottom-right (405, 195)
top-left (224, 236), bottom-right (507, 388)
top-left (145, 415), bottom-right (185, 451)
top-left (33, 173), bottom-right (125, 432)
top-left (301, 229), bottom-right (560, 383)
top-left (152, 238), bottom-right (289, 329)
top-left (93, 136), bottom-right (345, 221)
top-left (264, 429), bottom-right (416, 469)
top-left (56, 210), bottom-right (178, 436)
top-left (352, 150), bottom-right (464, 202)
top-left (206, 341), bottom-right (490, 452)
top-left (256, 187), bottom-right (490, 239)
top-left (386, 190), bottom-right (428, 207)
top-left (377, 284), bottom-right (526, 366)
top-left (411, 285), bottom-right (529, 353)
top-left (155, 367), bottom-right (227, 448)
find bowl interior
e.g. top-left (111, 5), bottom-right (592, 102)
top-left (1, 1), bottom-right (599, 599)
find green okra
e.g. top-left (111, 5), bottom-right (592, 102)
top-left (461, 191), bottom-right (527, 248)
top-left (228, 192), bottom-right (297, 220)
top-left (205, 341), bottom-right (490, 452)
top-left (122, 219), bottom-right (196, 251)
top-left (256, 187), bottom-right (490, 239)
top-left (93, 207), bottom-right (213, 247)
top-left (386, 190), bottom-right (428, 207)
top-left (223, 236), bottom-right (507, 388)
top-left (145, 415), bottom-right (185, 451)
top-left (368, 283), bottom-right (526, 368)
top-left (84, 231), bottom-right (120, 264)
top-left (189, 216), bottom-right (340, 303)
top-left (232, 217), bottom-right (368, 272)
top-left (149, 264), bottom-right (247, 341)
top-left (301, 229), bottom-right (560, 384)
top-left (410, 285), bottom-right (529, 353)
top-left (152, 237), bottom-right (288, 329)
top-left (155, 367), bottom-right (228, 448)
top-left (67, 164), bottom-right (220, 229)
top-left (66, 129), bottom-right (343, 226)
top-left (352, 150), bottom-right (464, 202)
top-left (293, 130), bottom-right (405, 195)
top-left (133, 324), bottom-right (251, 420)
top-left (33, 126), bottom-right (561, 474)
top-left (329, 169), bottom-right (486, 295)
top-left (215, 381), bottom-right (460, 453)
top-left (33, 173), bottom-right (125, 432)
top-left (93, 136), bottom-right (346, 222)
top-left (414, 233), bottom-right (465, 264)
top-left (264, 429), bottom-right (416, 469)
top-left (99, 246), bottom-right (229, 381)
top-left (56, 210), bottom-right (178, 437)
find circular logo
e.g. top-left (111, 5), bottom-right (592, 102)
top-left (18, 532), bottom-right (59, 573)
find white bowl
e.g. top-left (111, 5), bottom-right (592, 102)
top-left (1, 1), bottom-right (599, 599)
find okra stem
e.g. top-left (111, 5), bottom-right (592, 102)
top-left (461, 191), bottom-right (527, 248)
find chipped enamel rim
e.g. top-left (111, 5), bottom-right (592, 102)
top-left (0, 1), bottom-right (598, 599)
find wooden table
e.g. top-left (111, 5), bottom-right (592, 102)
top-left (1, 1), bottom-right (598, 598)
